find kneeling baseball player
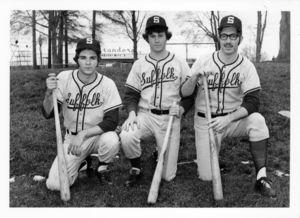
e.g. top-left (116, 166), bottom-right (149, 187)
top-left (42, 38), bottom-right (122, 190)
top-left (181, 15), bottom-right (276, 198)
top-left (120, 15), bottom-right (192, 187)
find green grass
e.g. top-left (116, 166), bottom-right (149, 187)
top-left (9, 62), bottom-right (290, 207)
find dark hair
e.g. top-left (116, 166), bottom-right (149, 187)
top-left (142, 26), bottom-right (172, 42)
top-left (73, 49), bottom-right (101, 65)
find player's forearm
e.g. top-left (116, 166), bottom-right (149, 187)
top-left (180, 95), bottom-right (195, 116)
top-left (227, 107), bottom-right (248, 123)
top-left (42, 90), bottom-right (54, 116)
top-left (181, 75), bottom-right (199, 97)
top-left (80, 126), bottom-right (104, 139)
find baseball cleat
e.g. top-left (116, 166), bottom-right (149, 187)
top-left (254, 177), bottom-right (276, 198)
top-left (78, 156), bottom-right (94, 178)
top-left (96, 165), bottom-right (113, 185)
top-left (124, 168), bottom-right (142, 187)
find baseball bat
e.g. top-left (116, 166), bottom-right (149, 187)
top-left (53, 91), bottom-right (71, 202)
top-left (203, 76), bottom-right (223, 200)
top-left (147, 103), bottom-right (176, 204)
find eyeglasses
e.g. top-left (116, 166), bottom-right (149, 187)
top-left (219, 33), bottom-right (240, 40)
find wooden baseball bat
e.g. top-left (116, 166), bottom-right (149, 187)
top-left (147, 104), bottom-right (176, 204)
top-left (203, 76), bottom-right (223, 200)
top-left (53, 92), bottom-right (71, 202)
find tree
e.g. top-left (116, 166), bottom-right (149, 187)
top-left (38, 34), bottom-right (46, 67)
top-left (32, 10), bottom-right (37, 69)
top-left (47, 11), bottom-right (52, 68)
top-left (10, 10), bottom-right (46, 68)
top-left (92, 11), bottom-right (96, 39)
top-left (57, 11), bottom-right (64, 67)
top-left (175, 11), bottom-right (220, 50)
top-left (63, 11), bottom-right (69, 68)
top-left (277, 11), bottom-right (290, 62)
top-left (255, 11), bottom-right (267, 63)
top-left (101, 10), bottom-right (146, 60)
top-left (11, 10), bottom-right (91, 68)
top-left (90, 10), bottom-right (105, 59)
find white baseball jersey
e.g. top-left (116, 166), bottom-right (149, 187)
top-left (191, 51), bottom-right (261, 114)
top-left (125, 52), bottom-right (190, 110)
top-left (54, 70), bottom-right (122, 132)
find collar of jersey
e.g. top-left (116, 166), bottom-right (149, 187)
top-left (74, 69), bottom-right (101, 87)
top-left (214, 51), bottom-right (243, 68)
top-left (146, 52), bottom-right (171, 64)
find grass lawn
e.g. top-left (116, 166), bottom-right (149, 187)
top-left (9, 62), bottom-right (290, 207)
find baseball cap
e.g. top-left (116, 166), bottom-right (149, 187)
top-left (145, 15), bottom-right (168, 30)
top-left (218, 15), bottom-right (242, 35)
top-left (75, 38), bottom-right (101, 55)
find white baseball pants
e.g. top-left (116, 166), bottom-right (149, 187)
top-left (120, 109), bottom-right (181, 181)
top-left (46, 131), bottom-right (119, 191)
top-left (194, 112), bottom-right (269, 181)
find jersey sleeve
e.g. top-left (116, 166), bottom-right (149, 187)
top-left (103, 79), bottom-right (122, 113)
top-left (125, 61), bottom-right (142, 93)
top-left (241, 62), bottom-right (261, 95)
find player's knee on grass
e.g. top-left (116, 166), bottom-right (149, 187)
top-left (46, 157), bottom-right (76, 191)
top-left (46, 178), bottom-right (60, 191)
top-left (196, 149), bottom-right (213, 181)
top-left (97, 131), bottom-right (120, 163)
top-left (119, 126), bottom-right (142, 159)
top-left (247, 113), bottom-right (269, 141)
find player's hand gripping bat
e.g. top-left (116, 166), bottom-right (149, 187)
top-left (203, 76), bottom-right (223, 200)
top-left (53, 91), bottom-right (71, 202)
top-left (147, 102), bottom-right (176, 204)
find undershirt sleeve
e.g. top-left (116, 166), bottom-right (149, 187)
top-left (241, 90), bottom-right (260, 114)
top-left (98, 108), bottom-right (119, 132)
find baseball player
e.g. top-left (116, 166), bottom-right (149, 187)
top-left (181, 15), bottom-right (276, 197)
top-left (119, 15), bottom-right (192, 186)
top-left (42, 38), bottom-right (122, 190)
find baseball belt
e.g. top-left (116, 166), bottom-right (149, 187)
top-left (150, 109), bottom-right (169, 115)
top-left (197, 112), bottom-right (229, 119)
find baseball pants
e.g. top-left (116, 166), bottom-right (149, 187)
top-left (194, 112), bottom-right (269, 181)
top-left (46, 131), bottom-right (119, 191)
top-left (120, 108), bottom-right (181, 181)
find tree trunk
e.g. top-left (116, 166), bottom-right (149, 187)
top-left (92, 11), bottom-right (96, 39)
top-left (64, 11), bottom-right (68, 68)
top-left (51, 11), bottom-right (59, 68)
top-left (57, 11), bottom-right (64, 68)
top-left (48, 11), bottom-right (52, 69)
top-left (256, 12), bottom-right (262, 62)
top-left (32, 10), bottom-right (37, 69)
top-left (277, 11), bottom-right (290, 62)
top-left (131, 11), bottom-right (138, 60)
top-left (38, 35), bottom-right (43, 68)
top-left (211, 11), bottom-right (220, 50)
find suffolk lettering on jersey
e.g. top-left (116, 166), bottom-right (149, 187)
top-left (54, 70), bottom-right (122, 132)
top-left (191, 51), bottom-right (261, 114)
top-left (125, 52), bottom-right (190, 110)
